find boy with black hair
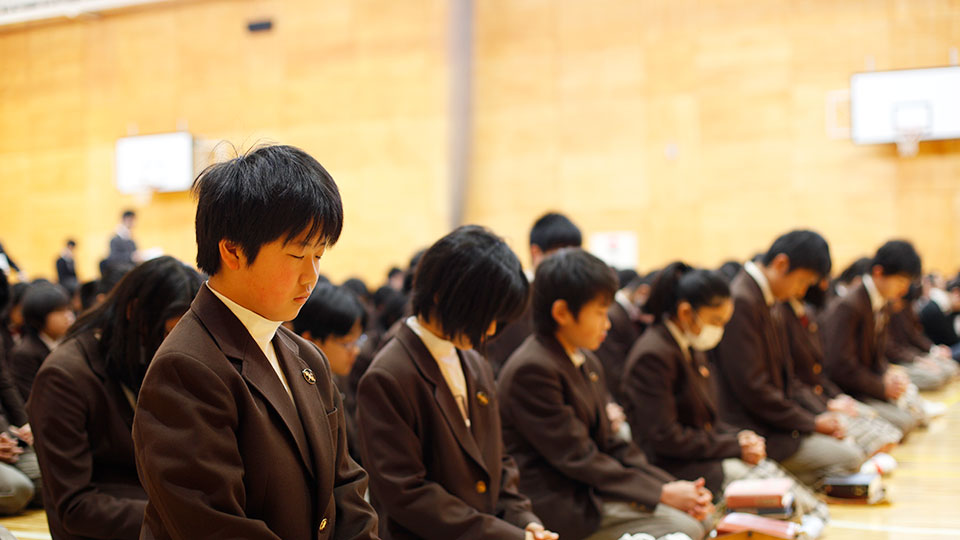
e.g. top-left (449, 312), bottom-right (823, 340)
top-left (822, 240), bottom-right (927, 434)
top-left (10, 282), bottom-right (75, 402)
top-left (486, 212), bottom-right (582, 374)
top-left (499, 249), bottom-right (709, 540)
top-left (132, 145), bottom-right (378, 539)
top-left (357, 225), bottom-right (554, 540)
top-left (710, 230), bottom-right (864, 487)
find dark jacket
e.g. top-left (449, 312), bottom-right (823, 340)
top-left (777, 302), bottom-right (841, 413)
top-left (498, 334), bottom-right (674, 540)
top-left (595, 301), bottom-right (642, 401)
top-left (28, 331), bottom-right (146, 540)
top-left (9, 333), bottom-right (51, 402)
top-left (709, 271), bottom-right (816, 462)
top-left (821, 284), bottom-right (889, 402)
top-left (132, 285), bottom-right (379, 540)
top-left (356, 323), bottom-right (539, 540)
top-left (918, 300), bottom-right (959, 347)
top-left (621, 323), bottom-right (740, 495)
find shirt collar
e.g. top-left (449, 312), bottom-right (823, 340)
top-left (788, 298), bottom-right (805, 317)
top-left (664, 319), bottom-right (691, 353)
top-left (38, 332), bottom-right (60, 352)
top-left (861, 274), bottom-right (886, 312)
top-left (406, 316), bottom-right (457, 361)
top-left (207, 283), bottom-right (282, 354)
top-left (568, 348), bottom-right (586, 368)
top-left (115, 224), bottom-right (131, 240)
top-left (744, 260), bottom-right (776, 307)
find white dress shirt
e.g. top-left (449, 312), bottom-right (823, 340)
top-left (744, 260), bottom-right (776, 307)
top-left (406, 317), bottom-right (471, 427)
top-left (208, 284), bottom-right (293, 401)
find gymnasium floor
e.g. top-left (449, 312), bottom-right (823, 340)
top-left (1, 381), bottom-right (957, 540)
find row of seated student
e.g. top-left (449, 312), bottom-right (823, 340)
top-left (0, 145), bottom-right (957, 540)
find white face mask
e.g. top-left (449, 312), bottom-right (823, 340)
top-left (687, 323), bottom-right (725, 351)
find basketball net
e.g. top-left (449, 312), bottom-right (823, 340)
top-left (895, 128), bottom-right (922, 158)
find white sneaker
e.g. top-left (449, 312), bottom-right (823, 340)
top-left (860, 452), bottom-right (898, 475)
top-left (922, 399), bottom-right (948, 418)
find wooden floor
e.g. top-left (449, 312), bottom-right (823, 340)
top-left (1, 381), bottom-right (958, 540)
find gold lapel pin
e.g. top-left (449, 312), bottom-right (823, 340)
top-left (698, 365), bottom-right (710, 378)
top-left (588, 371), bottom-right (599, 383)
top-left (302, 368), bottom-right (316, 385)
top-left (476, 391), bottom-right (490, 406)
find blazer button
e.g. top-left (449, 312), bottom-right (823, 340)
top-left (813, 364), bottom-right (823, 375)
top-left (319, 518), bottom-right (328, 531)
top-left (476, 481), bottom-right (487, 494)
top-left (791, 430), bottom-right (799, 439)
top-left (814, 385), bottom-right (823, 395)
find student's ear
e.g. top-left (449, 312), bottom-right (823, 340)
top-left (530, 245), bottom-right (544, 268)
top-left (770, 253), bottom-right (791, 275)
top-left (301, 330), bottom-right (314, 341)
top-left (219, 239), bottom-right (245, 271)
top-left (871, 265), bottom-right (884, 280)
top-left (551, 299), bottom-right (573, 326)
top-left (676, 301), bottom-right (694, 326)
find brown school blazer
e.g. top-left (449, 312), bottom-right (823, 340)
top-left (132, 285), bottom-right (378, 540)
top-left (708, 271), bottom-right (816, 462)
top-left (595, 301), bottom-right (642, 401)
top-left (776, 303), bottom-right (840, 415)
top-left (885, 308), bottom-right (932, 365)
top-left (356, 323), bottom-right (539, 540)
top-left (483, 304), bottom-right (533, 376)
top-left (821, 284), bottom-right (890, 402)
top-left (28, 330), bottom-right (147, 540)
top-left (498, 334), bottom-right (675, 540)
top-left (9, 333), bottom-right (50, 402)
top-left (620, 323), bottom-right (741, 495)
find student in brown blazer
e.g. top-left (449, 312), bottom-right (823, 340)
top-left (621, 263), bottom-right (764, 496)
top-left (9, 282), bottom-right (74, 402)
top-left (485, 212), bottom-right (582, 374)
top-left (594, 276), bottom-right (644, 402)
top-left (821, 240), bottom-right (924, 435)
top-left (29, 257), bottom-right (201, 540)
top-left (357, 226), bottom-right (555, 540)
top-left (710, 231), bottom-right (864, 487)
top-left (499, 249), bottom-right (710, 540)
top-left (132, 145), bottom-right (378, 539)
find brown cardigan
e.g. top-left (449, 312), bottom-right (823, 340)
top-left (621, 323), bottom-right (741, 495)
top-left (498, 334), bottom-right (674, 540)
top-left (356, 323), bottom-right (539, 540)
top-left (28, 331), bottom-right (147, 540)
top-left (708, 271), bottom-right (816, 462)
top-left (821, 284), bottom-right (890, 402)
top-left (132, 285), bottom-right (378, 540)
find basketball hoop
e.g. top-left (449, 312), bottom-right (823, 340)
top-left (895, 128), bottom-right (922, 158)
top-left (132, 185), bottom-right (158, 206)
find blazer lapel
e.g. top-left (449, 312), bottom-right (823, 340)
top-left (536, 336), bottom-right (600, 433)
top-left (461, 355), bottom-right (493, 475)
top-left (397, 325), bottom-right (487, 472)
top-left (191, 286), bottom-right (315, 478)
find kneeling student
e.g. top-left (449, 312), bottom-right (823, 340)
top-left (357, 226), bottom-right (556, 540)
top-left (499, 249), bottom-right (710, 540)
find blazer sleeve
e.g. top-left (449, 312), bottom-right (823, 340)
top-left (502, 361), bottom-right (668, 509)
top-left (132, 353), bottom-right (283, 540)
top-left (625, 350), bottom-right (741, 461)
top-left (822, 303), bottom-right (886, 401)
top-left (356, 367), bottom-right (526, 540)
top-left (495, 449), bottom-right (541, 529)
top-left (29, 363), bottom-right (146, 539)
top-left (713, 300), bottom-right (817, 433)
top-left (9, 344), bottom-right (41, 402)
top-left (0, 359), bottom-right (26, 427)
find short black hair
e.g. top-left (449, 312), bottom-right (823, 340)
top-left (79, 280), bottom-right (100, 312)
top-left (21, 282), bottom-right (72, 335)
top-left (388, 267), bottom-right (403, 279)
top-left (873, 240), bottom-right (922, 278)
top-left (342, 278), bottom-right (370, 301)
top-left (122, 210), bottom-right (136, 220)
top-left (761, 230), bottom-right (832, 278)
top-left (718, 260), bottom-right (743, 283)
top-left (293, 283), bottom-right (367, 341)
top-left (617, 269), bottom-right (639, 290)
top-left (645, 262), bottom-right (731, 323)
top-left (532, 248), bottom-right (618, 337)
top-left (375, 287), bottom-right (408, 332)
top-left (838, 256), bottom-right (873, 284)
top-left (0, 271), bottom-right (9, 319)
top-left (412, 225), bottom-right (528, 348)
top-left (529, 212), bottom-right (582, 251)
top-left (65, 239), bottom-right (76, 248)
top-left (193, 144), bottom-right (343, 275)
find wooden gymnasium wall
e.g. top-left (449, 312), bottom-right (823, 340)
top-left (467, 0), bottom-right (960, 275)
top-left (1, 0), bottom-right (959, 287)
top-left (0, 0), bottom-right (451, 285)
